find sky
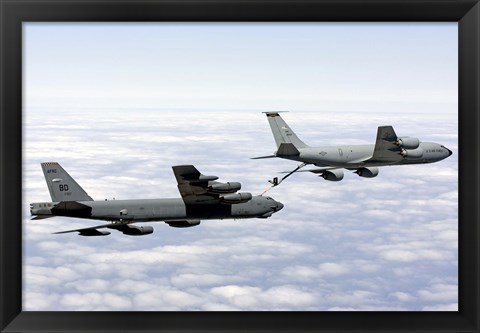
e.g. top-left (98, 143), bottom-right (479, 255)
top-left (24, 22), bottom-right (457, 112)
top-left (22, 23), bottom-right (457, 311)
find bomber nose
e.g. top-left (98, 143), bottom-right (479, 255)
top-left (276, 201), bottom-right (284, 211)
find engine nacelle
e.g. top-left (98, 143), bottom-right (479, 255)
top-left (396, 137), bottom-right (420, 149)
top-left (167, 220), bottom-right (201, 228)
top-left (79, 229), bottom-right (111, 236)
top-left (220, 192), bottom-right (252, 203)
top-left (121, 225), bottom-right (154, 236)
top-left (400, 147), bottom-right (424, 159)
top-left (199, 175), bottom-right (219, 181)
top-left (208, 182), bottom-right (241, 194)
top-left (355, 167), bottom-right (379, 178)
top-left (320, 169), bottom-right (344, 181)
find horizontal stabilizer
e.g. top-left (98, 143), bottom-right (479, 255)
top-left (251, 154), bottom-right (277, 160)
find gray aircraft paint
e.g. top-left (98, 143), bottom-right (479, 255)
top-left (32, 197), bottom-right (277, 222)
top-left (254, 112), bottom-right (452, 183)
top-left (41, 162), bottom-right (93, 202)
top-left (30, 163), bottom-right (283, 236)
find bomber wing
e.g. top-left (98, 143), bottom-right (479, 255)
top-left (366, 126), bottom-right (403, 163)
top-left (172, 165), bottom-right (224, 204)
top-left (53, 223), bottom-right (114, 236)
top-left (172, 165), bottom-right (250, 205)
top-left (53, 222), bottom-right (154, 236)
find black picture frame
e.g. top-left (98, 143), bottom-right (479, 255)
top-left (1, 0), bottom-right (478, 332)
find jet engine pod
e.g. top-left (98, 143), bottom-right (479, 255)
top-left (79, 229), bottom-right (111, 236)
top-left (121, 225), bottom-right (154, 236)
top-left (354, 167), bottom-right (379, 178)
top-left (167, 220), bottom-right (201, 228)
top-left (396, 137), bottom-right (420, 149)
top-left (208, 182), bottom-right (241, 194)
top-left (320, 169), bottom-right (344, 181)
top-left (199, 175), bottom-right (219, 181)
top-left (220, 192), bottom-right (253, 204)
top-left (400, 147), bottom-right (424, 159)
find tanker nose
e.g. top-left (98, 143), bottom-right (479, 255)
top-left (442, 145), bottom-right (453, 157)
top-left (441, 145), bottom-right (453, 158)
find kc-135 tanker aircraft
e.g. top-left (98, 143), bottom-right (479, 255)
top-left (30, 163), bottom-right (283, 236)
top-left (254, 112), bottom-right (453, 186)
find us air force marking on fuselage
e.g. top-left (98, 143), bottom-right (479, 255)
top-left (253, 112), bottom-right (452, 187)
top-left (31, 163), bottom-right (283, 236)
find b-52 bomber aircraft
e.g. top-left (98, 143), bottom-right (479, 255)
top-left (30, 163), bottom-right (283, 236)
top-left (253, 112), bottom-right (453, 186)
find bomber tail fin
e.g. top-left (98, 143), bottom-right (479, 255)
top-left (41, 162), bottom-right (93, 202)
top-left (264, 112), bottom-right (309, 149)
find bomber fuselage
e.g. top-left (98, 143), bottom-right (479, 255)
top-left (30, 195), bottom-right (283, 222)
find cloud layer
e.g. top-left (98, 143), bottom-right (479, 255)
top-left (23, 109), bottom-right (458, 311)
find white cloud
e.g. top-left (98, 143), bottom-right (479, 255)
top-left (65, 279), bottom-right (110, 293)
top-left (391, 292), bottom-right (416, 302)
top-left (262, 286), bottom-right (317, 307)
top-left (417, 284), bottom-right (457, 303)
top-left (171, 273), bottom-right (246, 288)
top-left (23, 108), bottom-right (457, 311)
top-left (422, 303), bottom-right (458, 311)
top-left (209, 285), bottom-right (317, 310)
top-left (23, 291), bottom-right (60, 311)
top-left (281, 262), bottom-right (350, 281)
top-left (61, 293), bottom-right (133, 311)
top-left (137, 290), bottom-right (197, 310)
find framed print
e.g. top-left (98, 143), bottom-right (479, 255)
top-left (1, 0), bottom-right (479, 332)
